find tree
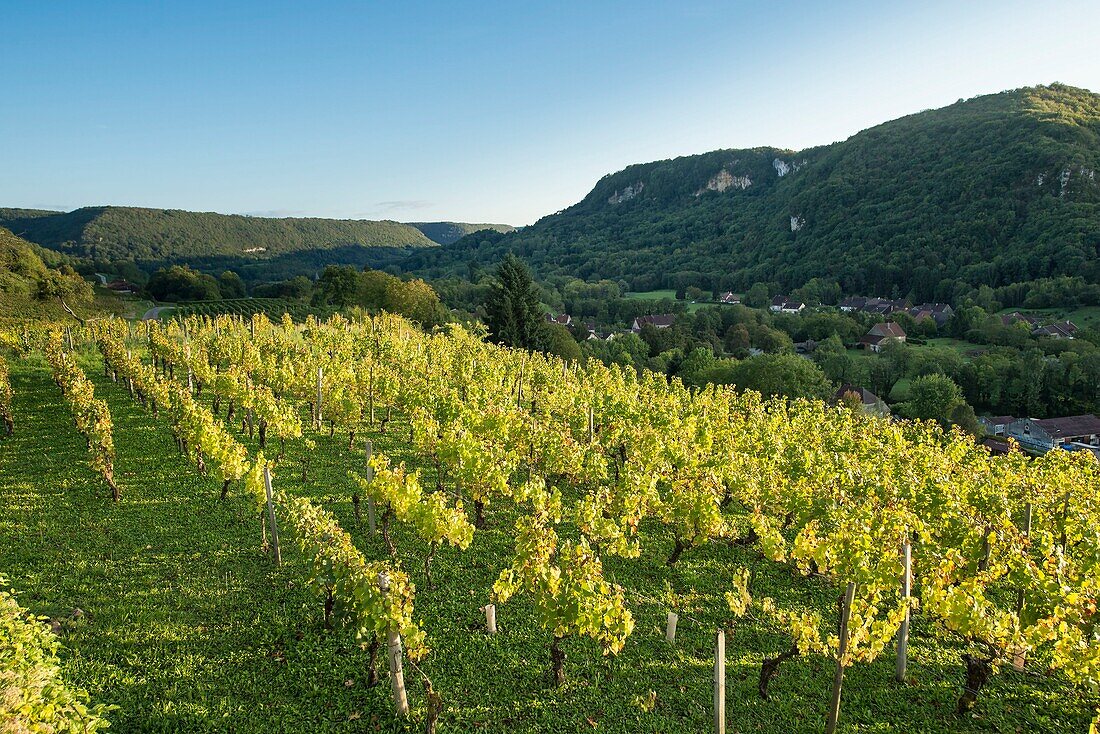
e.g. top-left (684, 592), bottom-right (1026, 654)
top-left (898, 374), bottom-right (969, 429)
top-left (744, 282), bottom-right (770, 308)
top-left (218, 270), bottom-right (246, 299)
top-left (146, 265), bottom-right (221, 302)
top-left (312, 266), bottom-right (363, 308)
top-left (543, 324), bottom-right (581, 361)
top-left (484, 254), bottom-right (546, 350)
top-left (34, 266), bottom-right (94, 324)
top-left (726, 353), bottom-right (832, 400)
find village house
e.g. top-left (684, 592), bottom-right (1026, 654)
top-left (1032, 321), bottom-right (1078, 339)
top-left (586, 329), bottom-right (615, 342)
top-left (105, 279), bottom-right (137, 294)
top-left (769, 296), bottom-right (805, 314)
top-left (838, 296), bottom-right (909, 315)
top-left (908, 303), bottom-right (954, 326)
top-left (1004, 415), bottom-right (1100, 455)
top-left (859, 322), bottom-right (907, 352)
top-left (631, 314), bottom-right (675, 333)
top-left (1000, 312), bottom-right (1040, 328)
top-left (717, 291), bottom-right (742, 304)
top-left (544, 313), bottom-right (572, 327)
top-left (830, 384), bottom-right (890, 417)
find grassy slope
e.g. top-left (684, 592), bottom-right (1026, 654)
top-left (0, 349), bottom-right (1093, 732)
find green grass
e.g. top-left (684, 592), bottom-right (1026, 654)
top-left (624, 290), bottom-right (710, 313)
top-left (922, 337), bottom-right (984, 355)
top-left (0, 349), bottom-right (1095, 732)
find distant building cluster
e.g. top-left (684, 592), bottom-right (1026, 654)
top-left (839, 297), bottom-right (955, 326)
top-left (980, 414), bottom-right (1100, 458)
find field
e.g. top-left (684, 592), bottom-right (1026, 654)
top-left (997, 306), bottom-right (1100, 331)
top-left (623, 290), bottom-right (710, 313)
top-left (1, 329), bottom-right (1096, 733)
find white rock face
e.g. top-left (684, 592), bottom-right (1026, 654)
top-left (1059, 168), bottom-right (1072, 195)
top-left (608, 181), bottom-right (644, 205)
top-left (773, 159), bottom-right (791, 177)
top-left (695, 169), bottom-right (751, 196)
top-left (790, 215), bottom-right (805, 232)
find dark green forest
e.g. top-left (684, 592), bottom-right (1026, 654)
top-left (0, 207), bottom-right (511, 284)
top-left (404, 84), bottom-right (1100, 301)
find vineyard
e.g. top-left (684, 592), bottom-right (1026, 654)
top-left (1, 312), bottom-right (1099, 733)
top-left (167, 298), bottom-right (336, 322)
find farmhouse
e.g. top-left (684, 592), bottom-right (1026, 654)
top-left (908, 303), bottom-right (954, 326)
top-left (860, 322), bottom-right (906, 352)
top-left (544, 313), bottom-right (572, 326)
top-left (631, 314), bottom-right (675, 333)
top-left (769, 296), bottom-right (805, 314)
top-left (717, 291), bottom-right (742, 304)
top-left (1032, 321), bottom-right (1078, 339)
top-left (1004, 415), bottom-right (1100, 455)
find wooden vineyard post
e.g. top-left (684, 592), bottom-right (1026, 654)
top-left (826, 582), bottom-right (857, 734)
top-left (896, 532), bottom-right (912, 682)
top-left (713, 629), bottom-right (725, 734)
top-left (365, 440), bottom-right (377, 535)
top-left (65, 326), bottom-right (74, 352)
top-left (378, 573), bottom-right (410, 717)
top-left (314, 366), bottom-right (323, 431)
top-left (483, 603), bottom-right (497, 633)
top-left (263, 464), bottom-right (282, 566)
top-left (1013, 502), bottom-right (1034, 671)
top-left (126, 350), bottom-right (135, 397)
top-left (185, 343), bottom-right (194, 393)
top-left (666, 612), bottom-right (678, 643)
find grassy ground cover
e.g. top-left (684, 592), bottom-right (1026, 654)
top-left (0, 347), bottom-right (1094, 732)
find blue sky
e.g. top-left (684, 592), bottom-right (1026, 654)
top-left (2, 1), bottom-right (1098, 225)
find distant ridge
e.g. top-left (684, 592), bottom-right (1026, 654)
top-left (0, 206), bottom-right (437, 262)
top-left (0, 206), bottom-right (512, 283)
top-left (408, 221), bottom-right (514, 246)
top-left (403, 84), bottom-right (1100, 300)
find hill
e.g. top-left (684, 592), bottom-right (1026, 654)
top-left (0, 226), bottom-right (102, 321)
top-left (0, 206), bottom-right (438, 260)
top-left (0, 207), bottom-right (452, 283)
top-left (408, 221), bottom-right (515, 245)
top-left (404, 84), bottom-right (1100, 301)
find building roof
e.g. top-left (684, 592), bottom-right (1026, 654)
top-left (981, 437), bottom-right (1019, 455)
top-left (1033, 321), bottom-right (1078, 338)
top-left (913, 302), bottom-right (952, 313)
top-left (831, 384), bottom-right (882, 407)
top-left (980, 415), bottom-right (1016, 426)
top-left (1001, 312), bottom-right (1039, 327)
top-left (867, 322), bottom-right (906, 339)
top-left (1032, 414), bottom-right (1100, 439)
top-left (635, 314), bottom-right (676, 328)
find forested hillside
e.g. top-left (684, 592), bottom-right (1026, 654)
top-left (404, 84), bottom-right (1100, 301)
top-left (0, 206), bottom-right (439, 261)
